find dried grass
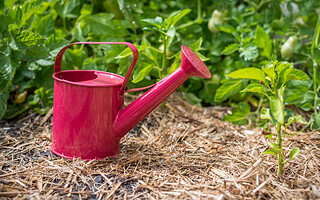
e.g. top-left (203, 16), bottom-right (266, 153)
top-left (0, 92), bottom-right (319, 199)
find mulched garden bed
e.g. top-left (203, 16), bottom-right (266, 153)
top-left (0, 93), bottom-right (319, 199)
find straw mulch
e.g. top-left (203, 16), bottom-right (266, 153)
top-left (0, 93), bottom-right (319, 199)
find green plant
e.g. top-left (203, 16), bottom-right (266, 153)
top-left (226, 60), bottom-right (308, 174)
top-left (140, 9), bottom-right (192, 78)
top-left (310, 12), bottom-right (320, 130)
top-left (212, 0), bottom-right (320, 130)
top-left (115, 8), bottom-right (208, 88)
top-left (0, 0), bottom-right (53, 118)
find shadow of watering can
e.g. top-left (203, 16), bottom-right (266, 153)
top-left (52, 42), bottom-right (211, 160)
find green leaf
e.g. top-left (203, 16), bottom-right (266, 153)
top-left (311, 113), bottom-right (320, 130)
top-left (44, 36), bottom-right (69, 57)
top-left (241, 84), bottom-right (268, 96)
top-left (223, 102), bottom-right (250, 125)
top-left (62, 48), bottom-right (87, 70)
top-left (255, 25), bottom-right (272, 59)
top-left (166, 26), bottom-right (176, 45)
top-left (217, 24), bottom-right (235, 34)
top-left (189, 37), bottom-right (203, 51)
top-left (85, 13), bottom-right (128, 37)
top-left (142, 16), bottom-right (163, 29)
top-left (222, 43), bottom-right (238, 55)
top-left (301, 103), bottom-right (313, 111)
top-left (83, 58), bottom-right (104, 71)
top-left (262, 149), bottom-right (277, 157)
top-left (268, 142), bottom-right (281, 152)
top-left (118, 44), bottom-right (139, 58)
top-left (23, 45), bottom-right (51, 60)
top-left (314, 47), bottom-right (320, 63)
top-left (260, 107), bottom-right (271, 120)
top-left (10, 29), bottom-right (49, 59)
top-left (14, 30), bottom-right (46, 47)
top-left (34, 87), bottom-right (53, 108)
top-left (0, 15), bottom-right (5, 33)
top-left (285, 81), bottom-right (314, 105)
top-left (289, 148), bottom-right (299, 160)
top-left (0, 53), bottom-right (16, 93)
top-left (262, 61), bottom-right (277, 83)
top-left (239, 44), bottom-right (259, 61)
top-left (117, 56), bottom-right (130, 76)
top-left (184, 92), bottom-right (202, 106)
top-left (195, 51), bottom-right (210, 61)
top-left (20, 0), bottom-right (42, 27)
top-left (54, 0), bottom-right (81, 19)
top-left (286, 115), bottom-right (307, 127)
top-left (276, 61), bottom-right (292, 75)
top-left (276, 61), bottom-right (294, 83)
top-left (73, 18), bottom-right (88, 41)
top-left (168, 62), bottom-right (181, 74)
top-left (277, 86), bottom-right (285, 103)
top-left (6, 5), bottom-right (22, 25)
top-left (163, 9), bottom-right (191, 30)
top-left (227, 67), bottom-right (266, 83)
top-left (0, 91), bottom-right (9, 119)
top-left (140, 37), bottom-right (151, 51)
top-left (80, 3), bottom-right (93, 15)
top-left (141, 26), bottom-right (158, 31)
top-left (132, 64), bottom-right (155, 83)
top-left (143, 47), bottom-right (159, 63)
top-left (269, 96), bottom-right (284, 124)
top-left (214, 79), bottom-right (247, 102)
top-left (31, 14), bottom-right (54, 37)
top-left (286, 69), bottom-right (309, 82)
top-left (266, 133), bottom-right (274, 139)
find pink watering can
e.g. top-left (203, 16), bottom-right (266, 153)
top-left (52, 42), bottom-right (211, 160)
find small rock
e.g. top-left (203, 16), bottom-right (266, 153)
top-left (0, 180), bottom-right (9, 185)
top-left (95, 175), bottom-right (103, 183)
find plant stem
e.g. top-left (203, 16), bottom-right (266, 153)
top-left (312, 13), bottom-right (320, 115)
top-left (276, 122), bottom-right (284, 175)
top-left (313, 61), bottom-right (318, 114)
top-left (63, 17), bottom-right (67, 33)
top-left (161, 33), bottom-right (167, 78)
top-left (176, 0), bottom-right (202, 30)
top-left (256, 95), bottom-right (264, 117)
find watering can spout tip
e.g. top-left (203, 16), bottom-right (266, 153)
top-left (181, 45), bottom-right (211, 79)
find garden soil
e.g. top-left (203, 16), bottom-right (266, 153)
top-left (0, 92), bottom-right (319, 199)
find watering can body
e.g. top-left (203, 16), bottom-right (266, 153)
top-left (52, 42), bottom-right (211, 160)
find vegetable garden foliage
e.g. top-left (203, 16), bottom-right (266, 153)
top-left (0, 0), bottom-right (320, 132)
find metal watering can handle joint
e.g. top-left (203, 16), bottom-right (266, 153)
top-left (54, 42), bottom-right (139, 94)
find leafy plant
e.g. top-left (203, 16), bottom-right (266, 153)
top-left (310, 12), bottom-right (320, 130)
top-left (0, 0), bottom-right (50, 118)
top-left (226, 60), bottom-right (308, 174)
top-left (116, 8), bottom-right (208, 89)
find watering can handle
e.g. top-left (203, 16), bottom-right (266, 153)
top-left (54, 42), bottom-right (138, 94)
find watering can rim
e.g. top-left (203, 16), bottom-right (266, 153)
top-left (181, 45), bottom-right (211, 79)
top-left (53, 70), bottom-right (124, 88)
top-left (53, 42), bottom-right (138, 93)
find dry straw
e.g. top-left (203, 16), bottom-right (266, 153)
top-left (0, 93), bottom-right (319, 199)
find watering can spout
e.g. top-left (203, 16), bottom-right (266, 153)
top-left (114, 45), bottom-right (211, 139)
